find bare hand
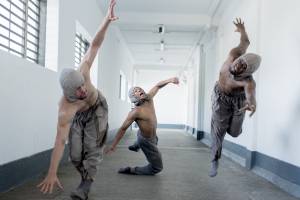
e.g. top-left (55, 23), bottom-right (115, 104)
top-left (37, 174), bottom-right (63, 194)
top-left (106, 0), bottom-right (118, 21)
top-left (104, 146), bottom-right (116, 154)
top-left (171, 77), bottom-right (179, 85)
top-left (239, 103), bottom-right (256, 117)
top-left (233, 18), bottom-right (245, 33)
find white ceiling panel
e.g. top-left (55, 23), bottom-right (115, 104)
top-left (97, 0), bottom-right (222, 69)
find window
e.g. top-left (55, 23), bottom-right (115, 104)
top-left (74, 33), bottom-right (89, 67)
top-left (127, 82), bottom-right (132, 103)
top-left (119, 70), bottom-right (127, 101)
top-left (0, 0), bottom-right (43, 63)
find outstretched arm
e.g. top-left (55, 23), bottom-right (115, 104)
top-left (37, 109), bottom-right (74, 194)
top-left (79, 0), bottom-right (118, 78)
top-left (229, 18), bottom-right (250, 59)
top-left (147, 77), bottom-right (179, 99)
top-left (105, 110), bottom-right (137, 154)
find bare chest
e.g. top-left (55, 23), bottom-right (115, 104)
top-left (77, 89), bottom-right (98, 112)
top-left (219, 68), bottom-right (244, 94)
top-left (138, 103), bottom-right (157, 123)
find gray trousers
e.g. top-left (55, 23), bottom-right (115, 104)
top-left (68, 91), bottom-right (109, 180)
top-left (131, 130), bottom-right (163, 175)
top-left (211, 83), bottom-right (246, 162)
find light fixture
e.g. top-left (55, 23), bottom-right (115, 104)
top-left (159, 57), bottom-right (165, 64)
top-left (160, 40), bottom-right (165, 51)
top-left (158, 24), bottom-right (165, 34)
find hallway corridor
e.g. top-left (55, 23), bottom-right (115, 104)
top-left (0, 129), bottom-right (297, 200)
top-left (1, 0), bottom-right (300, 199)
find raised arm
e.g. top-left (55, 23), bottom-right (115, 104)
top-left (147, 77), bottom-right (179, 99)
top-left (229, 18), bottom-right (250, 59)
top-left (105, 110), bottom-right (138, 154)
top-left (37, 108), bottom-right (74, 194)
top-left (79, 0), bottom-right (118, 77)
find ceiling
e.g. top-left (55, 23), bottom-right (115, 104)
top-left (97, 0), bottom-right (222, 70)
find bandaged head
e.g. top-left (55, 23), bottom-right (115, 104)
top-left (59, 68), bottom-right (85, 102)
top-left (232, 53), bottom-right (261, 80)
top-left (128, 86), bottom-right (147, 106)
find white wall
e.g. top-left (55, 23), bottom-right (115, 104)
top-left (184, 47), bottom-right (201, 129)
top-left (0, 53), bottom-right (60, 165)
top-left (135, 69), bottom-right (187, 125)
top-left (0, 0), bottom-right (133, 165)
top-left (200, 0), bottom-right (300, 167)
top-left (256, 0), bottom-right (300, 166)
top-left (201, 28), bottom-right (218, 133)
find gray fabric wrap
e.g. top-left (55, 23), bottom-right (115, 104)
top-left (59, 68), bottom-right (85, 102)
top-left (132, 130), bottom-right (163, 175)
top-left (68, 90), bottom-right (109, 180)
top-left (233, 53), bottom-right (261, 80)
top-left (128, 87), bottom-right (147, 106)
top-left (210, 83), bottom-right (246, 162)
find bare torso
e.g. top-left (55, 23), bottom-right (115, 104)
top-left (218, 57), bottom-right (248, 94)
top-left (134, 99), bottom-right (157, 138)
top-left (76, 84), bottom-right (98, 112)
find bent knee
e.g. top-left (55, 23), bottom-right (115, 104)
top-left (152, 163), bottom-right (163, 174)
top-left (227, 128), bottom-right (242, 138)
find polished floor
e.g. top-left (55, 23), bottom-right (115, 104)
top-left (0, 129), bottom-right (298, 200)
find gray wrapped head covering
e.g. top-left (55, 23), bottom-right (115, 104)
top-left (128, 86), bottom-right (147, 106)
top-left (59, 68), bottom-right (85, 102)
top-left (233, 53), bottom-right (261, 80)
